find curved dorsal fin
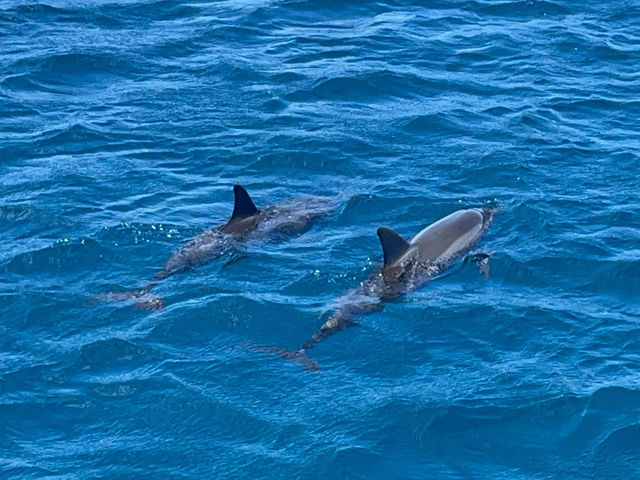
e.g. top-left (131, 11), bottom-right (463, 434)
top-left (377, 227), bottom-right (410, 267)
top-left (230, 185), bottom-right (258, 220)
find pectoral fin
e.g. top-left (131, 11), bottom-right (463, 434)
top-left (464, 252), bottom-right (491, 279)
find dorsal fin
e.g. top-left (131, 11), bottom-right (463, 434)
top-left (377, 227), bottom-right (410, 267)
top-left (230, 185), bottom-right (258, 220)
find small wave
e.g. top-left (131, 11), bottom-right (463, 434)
top-left (0, 203), bottom-right (35, 223)
top-left (285, 71), bottom-right (432, 103)
top-left (37, 122), bottom-right (113, 148)
top-left (593, 423), bottom-right (640, 476)
top-left (401, 113), bottom-right (468, 137)
top-left (96, 221), bottom-right (187, 247)
top-left (0, 97), bottom-right (39, 119)
top-left (72, 338), bottom-right (162, 373)
top-left (5, 52), bottom-right (139, 92)
top-left (283, 48), bottom-right (358, 65)
top-left (260, 98), bottom-right (288, 113)
top-left (7, 0), bottom-right (201, 25)
top-left (5, 238), bottom-right (105, 275)
top-left (9, 3), bottom-right (71, 17)
top-left (475, 0), bottom-right (570, 18)
top-left (98, 0), bottom-right (202, 23)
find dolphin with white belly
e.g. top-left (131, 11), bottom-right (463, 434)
top-left (257, 206), bottom-right (497, 370)
top-left (94, 185), bottom-right (333, 310)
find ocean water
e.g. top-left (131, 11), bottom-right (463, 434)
top-left (1, 0), bottom-right (639, 478)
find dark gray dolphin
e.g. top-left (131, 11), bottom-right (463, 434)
top-left (95, 185), bottom-right (333, 309)
top-left (259, 206), bottom-right (497, 370)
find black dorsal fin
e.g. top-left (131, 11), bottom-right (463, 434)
top-left (230, 185), bottom-right (258, 220)
top-left (377, 227), bottom-right (410, 267)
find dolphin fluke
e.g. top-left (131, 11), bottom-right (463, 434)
top-left (242, 343), bottom-right (321, 371)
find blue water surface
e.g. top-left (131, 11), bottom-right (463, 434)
top-left (1, 0), bottom-right (639, 478)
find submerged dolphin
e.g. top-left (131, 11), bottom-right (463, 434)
top-left (95, 185), bottom-right (332, 309)
top-left (258, 206), bottom-right (497, 370)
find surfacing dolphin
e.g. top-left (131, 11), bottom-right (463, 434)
top-left (95, 185), bottom-right (333, 310)
top-left (255, 206), bottom-right (497, 370)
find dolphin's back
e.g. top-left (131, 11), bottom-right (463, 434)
top-left (274, 206), bottom-right (496, 368)
top-left (409, 209), bottom-right (484, 262)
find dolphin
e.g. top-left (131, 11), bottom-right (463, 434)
top-left (257, 206), bottom-right (497, 370)
top-left (94, 185), bottom-right (333, 310)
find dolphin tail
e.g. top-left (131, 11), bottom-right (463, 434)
top-left (88, 283), bottom-right (165, 311)
top-left (242, 342), bottom-right (321, 371)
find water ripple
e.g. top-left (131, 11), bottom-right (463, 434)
top-left (1, 0), bottom-right (639, 478)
